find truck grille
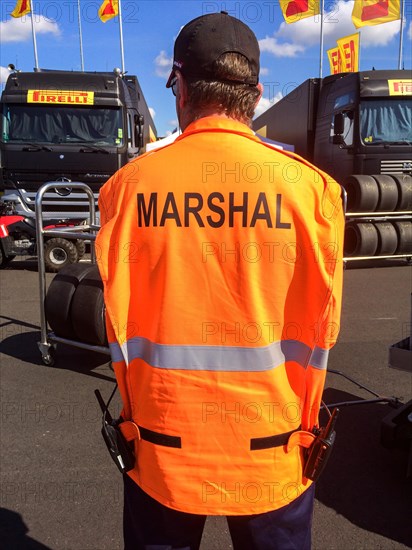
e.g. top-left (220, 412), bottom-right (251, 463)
top-left (5, 188), bottom-right (99, 220)
top-left (380, 160), bottom-right (412, 174)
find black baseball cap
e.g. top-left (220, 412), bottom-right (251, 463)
top-left (166, 11), bottom-right (260, 88)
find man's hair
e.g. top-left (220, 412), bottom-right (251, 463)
top-left (184, 52), bottom-right (260, 126)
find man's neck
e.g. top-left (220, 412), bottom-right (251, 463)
top-left (180, 109), bottom-right (249, 132)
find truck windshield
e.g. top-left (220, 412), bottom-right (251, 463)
top-left (360, 98), bottom-right (411, 145)
top-left (1, 104), bottom-right (123, 146)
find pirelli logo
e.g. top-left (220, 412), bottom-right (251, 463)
top-left (27, 90), bottom-right (95, 105)
top-left (388, 80), bottom-right (412, 96)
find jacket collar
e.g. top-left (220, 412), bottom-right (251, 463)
top-left (176, 116), bottom-right (255, 141)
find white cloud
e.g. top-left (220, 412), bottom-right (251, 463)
top-left (0, 66), bottom-right (12, 86)
top-left (260, 67), bottom-right (269, 76)
top-left (259, 36), bottom-right (305, 57)
top-left (149, 107), bottom-right (156, 119)
top-left (263, 0), bottom-right (401, 58)
top-left (154, 50), bottom-right (172, 79)
top-left (274, 18), bottom-right (324, 49)
top-left (408, 21), bottom-right (412, 40)
top-left (359, 19), bottom-right (400, 47)
top-left (254, 92), bottom-right (283, 118)
top-left (275, 0), bottom-right (355, 47)
top-left (0, 15), bottom-right (60, 43)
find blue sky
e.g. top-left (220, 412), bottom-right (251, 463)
top-left (1, 0), bottom-right (411, 136)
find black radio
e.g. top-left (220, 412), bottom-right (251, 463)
top-left (304, 408), bottom-right (339, 482)
top-left (95, 388), bottom-right (135, 474)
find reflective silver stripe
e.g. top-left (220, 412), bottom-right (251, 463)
top-left (112, 337), bottom-right (329, 372)
top-left (308, 346), bottom-right (330, 371)
top-left (109, 342), bottom-right (125, 363)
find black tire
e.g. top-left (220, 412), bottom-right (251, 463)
top-left (71, 265), bottom-right (107, 346)
top-left (75, 239), bottom-right (86, 258)
top-left (45, 263), bottom-right (96, 339)
top-left (391, 175), bottom-right (412, 211)
top-left (44, 238), bottom-right (78, 273)
top-left (344, 222), bottom-right (379, 257)
top-left (373, 175), bottom-right (399, 212)
top-left (374, 222), bottom-right (398, 255)
top-left (393, 221), bottom-right (412, 254)
top-left (343, 175), bottom-right (379, 212)
top-left (0, 236), bottom-right (16, 268)
top-left (0, 245), bottom-right (13, 268)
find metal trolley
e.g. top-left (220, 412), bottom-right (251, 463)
top-left (35, 182), bottom-right (110, 366)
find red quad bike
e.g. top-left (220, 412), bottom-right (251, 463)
top-left (0, 211), bottom-right (86, 272)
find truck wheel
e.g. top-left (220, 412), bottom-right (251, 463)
top-left (44, 238), bottom-right (78, 273)
top-left (391, 175), bottom-right (412, 211)
top-left (0, 246), bottom-right (15, 268)
top-left (70, 265), bottom-right (107, 346)
top-left (75, 239), bottom-right (86, 258)
top-left (343, 175), bottom-right (379, 212)
top-left (45, 263), bottom-right (96, 339)
top-left (393, 221), bottom-right (412, 254)
top-left (373, 175), bottom-right (399, 212)
top-left (374, 222), bottom-right (398, 255)
top-left (344, 222), bottom-right (378, 257)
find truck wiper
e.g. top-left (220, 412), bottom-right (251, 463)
top-left (376, 139), bottom-right (412, 146)
top-left (79, 144), bottom-right (110, 154)
top-left (22, 143), bottom-right (53, 152)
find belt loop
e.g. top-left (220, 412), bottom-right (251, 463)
top-left (286, 430), bottom-right (316, 453)
top-left (119, 421), bottom-right (141, 442)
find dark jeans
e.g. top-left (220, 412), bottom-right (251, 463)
top-left (123, 475), bottom-right (315, 550)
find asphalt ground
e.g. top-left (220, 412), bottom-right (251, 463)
top-left (0, 256), bottom-right (411, 550)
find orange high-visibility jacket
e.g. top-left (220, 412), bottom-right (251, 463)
top-left (96, 116), bottom-right (344, 515)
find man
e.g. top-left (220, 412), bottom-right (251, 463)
top-left (96, 11), bottom-right (344, 550)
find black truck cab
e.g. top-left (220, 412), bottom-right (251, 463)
top-left (0, 69), bottom-right (156, 218)
top-left (313, 70), bottom-right (411, 183)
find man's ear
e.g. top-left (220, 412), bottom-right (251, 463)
top-left (255, 83), bottom-right (264, 107)
top-left (176, 71), bottom-right (187, 109)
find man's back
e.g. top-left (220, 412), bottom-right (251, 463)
top-left (97, 114), bottom-right (344, 515)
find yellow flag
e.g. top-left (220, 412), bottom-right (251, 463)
top-left (279, 0), bottom-right (320, 24)
top-left (337, 33), bottom-right (360, 73)
top-left (352, 0), bottom-right (400, 28)
top-left (11, 0), bottom-right (31, 18)
top-left (98, 0), bottom-right (119, 23)
top-left (327, 47), bottom-right (342, 75)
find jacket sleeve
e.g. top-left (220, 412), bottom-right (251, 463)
top-left (97, 167), bottom-right (136, 421)
top-left (105, 315), bottom-right (133, 420)
top-left (98, 172), bottom-right (118, 228)
top-left (302, 176), bottom-right (345, 431)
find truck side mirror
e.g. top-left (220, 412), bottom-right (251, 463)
top-left (333, 113), bottom-right (344, 136)
top-left (1, 113), bottom-right (10, 141)
top-left (332, 113), bottom-right (345, 145)
top-left (134, 114), bottom-right (144, 150)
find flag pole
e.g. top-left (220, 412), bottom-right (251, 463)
top-left (319, 0), bottom-right (324, 78)
top-left (78, 0), bottom-right (85, 71)
top-left (118, 0), bottom-right (125, 73)
top-left (398, 0), bottom-right (405, 69)
top-left (30, 9), bottom-right (39, 70)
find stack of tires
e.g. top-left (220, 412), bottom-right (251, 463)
top-left (343, 174), bottom-right (412, 258)
top-left (45, 263), bottom-right (107, 346)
